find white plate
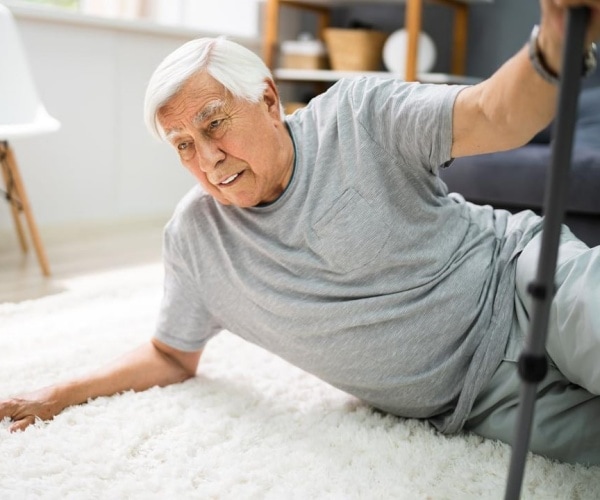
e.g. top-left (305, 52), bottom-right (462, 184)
top-left (382, 29), bottom-right (436, 78)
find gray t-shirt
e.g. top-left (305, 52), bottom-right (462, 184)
top-left (155, 77), bottom-right (542, 433)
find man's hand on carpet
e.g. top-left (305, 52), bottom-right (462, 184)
top-left (0, 386), bottom-right (65, 432)
top-left (0, 341), bottom-right (202, 433)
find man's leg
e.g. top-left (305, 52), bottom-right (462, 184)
top-left (464, 356), bottom-right (600, 466)
top-left (464, 227), bottom-right (600, 466)
top-left (515, 227), bottom-right (600, 394)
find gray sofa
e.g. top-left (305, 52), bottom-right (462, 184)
top-left (441, 81), bottom-right (600, 247)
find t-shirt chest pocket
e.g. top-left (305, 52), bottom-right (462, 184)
top-left (314, 188), bottom-right (391, 273)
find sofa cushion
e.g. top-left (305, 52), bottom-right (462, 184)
top-left (441, 85), bottom-right (600, 215)
top-left (442, 145), bottom-right (600, 214)
top-left (575, 86), bottom-right (600, 150)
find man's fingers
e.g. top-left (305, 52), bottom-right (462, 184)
top-left (1, 399), bottom-right (42, 432)
top-left (9, 415), bottom-right (37, 433)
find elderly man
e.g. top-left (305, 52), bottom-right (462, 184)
top-left (1, 0), bottom-right (600, 466)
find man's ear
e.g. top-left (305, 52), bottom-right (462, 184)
top-left (263, 78), bottom-right (282, 118)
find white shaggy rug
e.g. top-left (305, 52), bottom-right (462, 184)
top-left (1, 263), bottom-right (598, 500)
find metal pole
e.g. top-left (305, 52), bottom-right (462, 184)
top-left (504, 7), bottom-right (590, 499)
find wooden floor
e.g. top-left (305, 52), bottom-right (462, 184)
top-left (0, 218), bottom-right (167, 304)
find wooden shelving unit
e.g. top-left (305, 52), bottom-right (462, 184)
top-left (263, 0), bottom-right (491, 83)
top-left (274, 67), bottom-right (482, 84)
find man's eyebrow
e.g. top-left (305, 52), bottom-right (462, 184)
top-left (162, 99), bottom-right (227, 141)
top-left (193, 99), bottom-right (226, 126)
top-left (164, 128), bottom-right (183, 143)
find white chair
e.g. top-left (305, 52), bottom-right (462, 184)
top-left (0, 3), bottom-right (60, 276)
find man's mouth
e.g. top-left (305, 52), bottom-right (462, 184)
top-left (219, 172), bottom-right (242, 186)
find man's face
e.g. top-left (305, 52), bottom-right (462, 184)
top-left (157, 72), bottom-right (294, 207)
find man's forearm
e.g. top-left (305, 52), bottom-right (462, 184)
top-left (452, 2), bottom-right (600, 158)
top-left (452, 44), bottom-right (558, 158)
top-left (0, 339), bottom-right (201, 432)
top-left (479, 3), bottom-right (598, 150)
top-left (54, 341), bottom-right (196, 411)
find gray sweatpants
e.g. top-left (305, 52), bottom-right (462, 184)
top-left (465, 228), bottom-right (600, 466)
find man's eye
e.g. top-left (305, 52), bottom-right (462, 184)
top-left (176, 142), bottom-right (194, 160)
top-left (208, 119), bottom-right (222, 131)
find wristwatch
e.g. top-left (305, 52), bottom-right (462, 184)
top-left (528, 24), bottom-right (597, 85)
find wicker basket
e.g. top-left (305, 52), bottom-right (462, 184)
top-left (281, 37), bottom-right (328, 70)
top-left (323, 28), bottom-right (388, 71)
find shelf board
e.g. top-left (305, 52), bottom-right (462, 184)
top-left (274, 68), bottom-right (482, 85)
top-left (278, 0), bottom-right (492, 6)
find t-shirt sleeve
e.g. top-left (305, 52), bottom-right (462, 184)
top-left (153, 218), bottom-right (221, 352)
top-left (350, 78), bottom-right (467, 175)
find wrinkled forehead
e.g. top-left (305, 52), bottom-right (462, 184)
top-left (158, 72), bottom-right (230, 137)
top-left (163, 98), bottom-right (227, 137)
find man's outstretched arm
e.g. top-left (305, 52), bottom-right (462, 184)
top-left (451, 0), bottom-right (600, 158)
top-left (0, 338), bottom-right (202, 432)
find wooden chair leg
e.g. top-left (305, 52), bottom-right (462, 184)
top-left (1, 142), bottom-right (51, 276)
top-left (1, 150), bottom-right (29, 253)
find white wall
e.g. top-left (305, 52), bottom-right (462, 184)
top-left (144, 0), bottom-right (263, 38)
top-left (80, 0), bottom-right (264, 39)
top-left (1, 3), bottom-right (297, 232)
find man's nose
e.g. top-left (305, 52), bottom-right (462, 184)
top-left (195, 138), bottom-right (225, 172)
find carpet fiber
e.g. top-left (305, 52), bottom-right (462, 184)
top-left (1, 263), bottom-right (598, 499)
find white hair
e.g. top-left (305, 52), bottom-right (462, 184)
top-left (144, 37), bottom-right (279, 141)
